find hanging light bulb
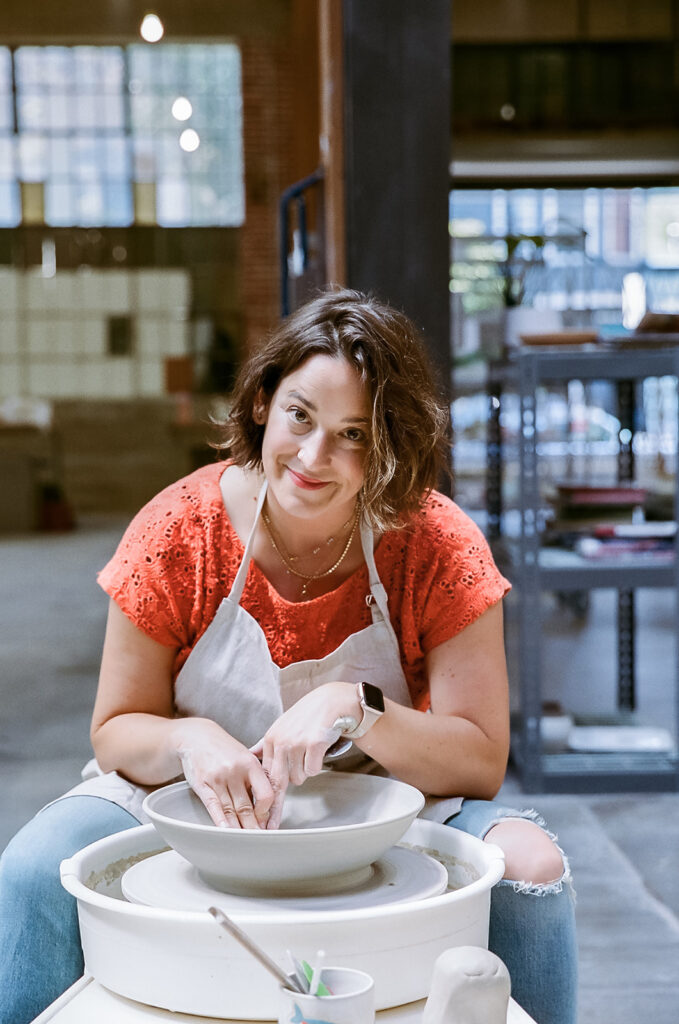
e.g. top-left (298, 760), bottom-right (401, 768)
top-left (172, 97), bottom-right (193, 122)
top-left (179, 129), bottom-right (200, 153)
top-left (140, 13), bottom-right (164, 42)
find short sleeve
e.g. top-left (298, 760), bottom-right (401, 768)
top-left (97, 484), bottom-right (206, 649)
top-left (417, 497), bottom-right (511, 655)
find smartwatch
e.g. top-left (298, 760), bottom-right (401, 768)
top-left (339, 681), bottom-right (385, 739)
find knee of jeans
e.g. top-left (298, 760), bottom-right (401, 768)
top-left (485, 812), bottom-right (573, 896)
top-left (514, 831), bottom-right (565, 884)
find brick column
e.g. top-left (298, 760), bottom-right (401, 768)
top-left (240, 36), bottom-right (294, 351)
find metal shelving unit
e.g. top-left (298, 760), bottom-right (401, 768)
top-left (510, 344), bottom-right (679, 792)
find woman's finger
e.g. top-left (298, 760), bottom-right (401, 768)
top-left (226, 783), bottom-right (266, 830)
top-left (228, 767), bottom-right (276, 829)
top-left (268, 744), bottom-right (292, 791)
top-left (287, 751), bottom-right (307, 787)
top-left (265, 746), bottom-right (291, 829)
top-left (254, 733), bottom-right (271, 772)
top-left (195, 783), bottom-right (240, 828)
top-left (303, 741), bottom-right (327, 778)
top-left (249, 770), bottom-right (275, 828)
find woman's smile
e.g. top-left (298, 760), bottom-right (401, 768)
top-left (286, 466), bottom-right (330, 490)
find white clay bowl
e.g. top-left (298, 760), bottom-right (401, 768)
top-left (60, 818), bottom-right (504, 1020)
top-left (142, 772), bottom-right (425, 894)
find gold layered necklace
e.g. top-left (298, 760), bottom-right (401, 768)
top-left (261, 502), bottom-right (361, 599)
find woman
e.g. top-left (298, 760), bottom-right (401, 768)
top-left (0, 289), bottom-right (576, 1024)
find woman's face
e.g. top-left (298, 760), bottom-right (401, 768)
top-left (258, 354), bottom-right (371, 522)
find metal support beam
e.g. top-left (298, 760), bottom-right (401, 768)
top-left (341, 0), bottom-right (452, 399)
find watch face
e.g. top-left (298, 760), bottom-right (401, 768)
top-left (361, 681), bottom-right (385, 713)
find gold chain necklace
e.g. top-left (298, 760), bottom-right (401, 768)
top-left (264, 508), bottom-right (356, 563)
top-left (261, 503), bottom-right (360, 599)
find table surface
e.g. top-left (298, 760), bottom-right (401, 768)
top-left (33, 976), bottom-right (537, 1023)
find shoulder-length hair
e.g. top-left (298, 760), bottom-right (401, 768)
top-left (217, 288), bottom-right (450, 531)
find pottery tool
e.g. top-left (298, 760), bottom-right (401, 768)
top-left (208, 906), bottom-right (305, 993)
top-left (309, 949), bottom-right (327, 996)
top-left (287, 949), bottom-right (310, 992)
top-left (302, 952), bottom-right (331, 996)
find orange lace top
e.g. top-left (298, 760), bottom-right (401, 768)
top-left (98, 462), bottom-right (510, 711)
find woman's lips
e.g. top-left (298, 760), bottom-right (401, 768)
top-left (287, 467), bottom-right (329, 490)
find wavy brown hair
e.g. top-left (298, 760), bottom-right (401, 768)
top-left (216, 288), bottom-right (450, 531)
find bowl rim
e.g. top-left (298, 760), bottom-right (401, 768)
top-left (142, 776), bottom-right (425, 838)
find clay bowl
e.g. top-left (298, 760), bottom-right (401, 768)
top-left (142, 771), bottom-right (425, 896)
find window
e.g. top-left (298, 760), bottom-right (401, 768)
top-left (0, 48), bottom-right (19, 226)
top-left (450, 186), bottom-right (679, 320)
top-left (0, 43), bottom-right (244, 228)
top-left (128, 44), bottom-right (244, 226)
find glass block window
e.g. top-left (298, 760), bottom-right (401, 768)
top-left (0, 47), bottom-right (13, 131)
top-left (128, 44), bottom-right (244, 226)
top-left (0, 48), bottom-right (20, 225)
top-left (0, 42), bottom-right (244, 228)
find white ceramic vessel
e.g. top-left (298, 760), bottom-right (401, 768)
top-left (60, 819), bottom-right (504, 1021)
top-left (142, 773), bottom-right (425, 894)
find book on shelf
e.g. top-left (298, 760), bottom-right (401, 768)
top-left (553, 482), bottom-right (647, 508)
top-left (543, 482), bottom-right (676, 556)
top-left (544, 510), bottom-right (638, 538)
top-left (574, 536), bottom-right (674, 561)
top-left (544, 509), bottom-right (676, 554)
top-left (519, 329), bottom-right (599, 347)
top-left (593, 522), bottom-right (676, 540)
top-left (545, 480), bottom-right (648, 541)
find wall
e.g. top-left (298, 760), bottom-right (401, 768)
top-left (0, 268), bottom-right (191, 400)
top-left (53, 397), bottom-right (217, 516)
top-left (452, 0), bottom-right (676, 42)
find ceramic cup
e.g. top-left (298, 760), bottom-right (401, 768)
top-left (278, 967), bottom-right (375, 1024)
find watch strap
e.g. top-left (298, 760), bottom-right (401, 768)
top-left (339, 682), bottom-right (384, 739)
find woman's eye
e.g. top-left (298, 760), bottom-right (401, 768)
top-left (288, 406), bottom-right (309, 424)
top-left (344, 428), bottom-right (367, 444)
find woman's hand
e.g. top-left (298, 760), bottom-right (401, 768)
top-left (172, 718), bottom-right (276, 829)
top-left (92, 603), bottom-right (275, 830)
top-left (250, 682), bottom-right (360, 829)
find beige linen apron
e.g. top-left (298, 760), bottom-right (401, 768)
top-left (57, 480), bottom-right (462, 822)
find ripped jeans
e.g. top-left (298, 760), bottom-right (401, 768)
top-left (448, 799), bottom-right (578, 1024)
top-left (0, 797), bottom-right (140, 1024)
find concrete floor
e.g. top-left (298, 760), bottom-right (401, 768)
top-left (1, 517), bottom-right (679, 1023)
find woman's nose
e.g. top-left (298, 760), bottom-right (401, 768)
top-left (298, 431), bottom-right (331, 468)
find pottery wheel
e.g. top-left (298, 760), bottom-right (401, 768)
top-left (121, 844), bottom-right (449, 913)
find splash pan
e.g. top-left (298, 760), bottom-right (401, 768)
top-left (61, 818), bottom-right (504, 1020)
top-left (121, 843), bottom-right (449, 912)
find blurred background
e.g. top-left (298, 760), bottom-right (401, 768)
top-left (0, 1), bottom-right (676, 525)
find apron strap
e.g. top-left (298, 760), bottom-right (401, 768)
top-left (359, 517), bottom-right (391, 626)
top-left (227, 479), bottom-right (269, 605)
